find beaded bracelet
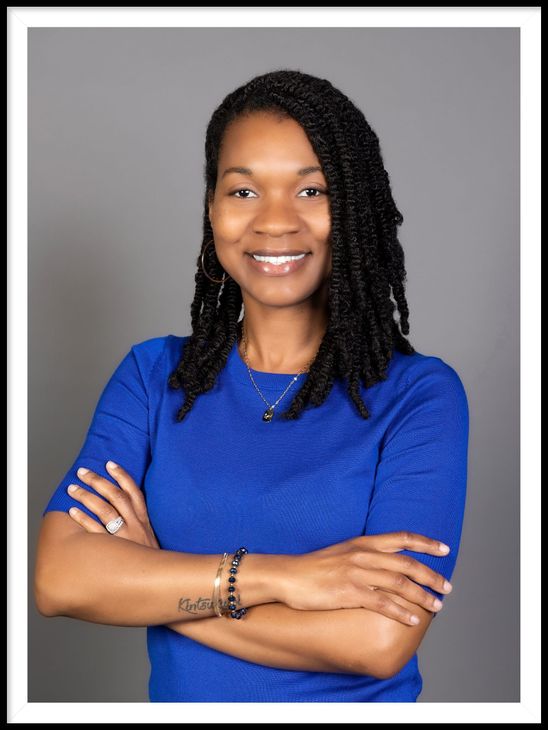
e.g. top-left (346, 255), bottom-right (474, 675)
top-left (226, 547), bottom-right (248, 619)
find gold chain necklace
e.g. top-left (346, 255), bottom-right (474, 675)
top-left (239, 319), bottom-right (318, 422)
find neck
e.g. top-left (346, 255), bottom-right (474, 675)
top-left (238, 309), bottom-right (328, 375)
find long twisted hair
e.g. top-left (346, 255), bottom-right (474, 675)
top-left (168, 69), bottom-right (415, 421)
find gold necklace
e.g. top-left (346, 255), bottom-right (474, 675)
top-left (239, 320), bottom-right (318, 422)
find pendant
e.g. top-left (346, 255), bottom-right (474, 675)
top-left (262, 406), bottom-right (275, 422)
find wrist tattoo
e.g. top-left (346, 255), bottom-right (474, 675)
top-left (177, 594), bottom-right (241, 614)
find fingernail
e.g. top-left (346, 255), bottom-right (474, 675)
top-left (439, 543), bottom-right (450, 553)
top-left (433, 598), bottom-right (443, 610)
top-left (67, 484), bottom-right (77, 493)
top-left (69, 507), bottom-right (78, 516)
top-left (106, 461), bottom-right (118, 470)
top-left (410, 615), bottom-right (420, 625)
top-left (443, 581), bottom-right (453, 593)
top-left (77, 467), bottom-right (89, 477)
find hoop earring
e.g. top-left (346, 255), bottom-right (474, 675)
top-left (200, 239), bottom-right (231, 284)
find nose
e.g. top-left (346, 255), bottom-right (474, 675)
top-left (252, 197), bottom-right (301, 236)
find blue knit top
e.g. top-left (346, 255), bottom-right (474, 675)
top-left (42, 333), bottom-right (469, 702)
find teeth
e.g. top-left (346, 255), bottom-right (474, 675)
top-left (252, 253), bottom-right (306, 264)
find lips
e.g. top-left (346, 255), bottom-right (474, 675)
top-left (245, 251), bottom-right (311, 277)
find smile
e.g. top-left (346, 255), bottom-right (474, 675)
top-left (253, 253), bottom-right (306, 263)
top-left (245, 252), bottom-right (311, 277)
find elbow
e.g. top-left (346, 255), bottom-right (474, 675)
top-left (363, 637), bottom-right (405, 681)
top-left (339, 647), bottom-right (401, 680)
top-left (35, 594), bottom-right (60, 618)
top-left (34, 572), bottom-right (60, 617)
top-left (34, 512), bottom-right (87, 618)
top-left (372, 656), bottom-right (403, 680)
top-left (33, 564), bottom-right (72, 618)
top-left (358, 654), bottom-right (401, 680)
top-left (371, 640), bottom-right (410, 680)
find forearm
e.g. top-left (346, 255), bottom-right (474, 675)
top-left (41, 534), bottom-right (282, 627)
top-left (165, 602), bottom-right (387, 677)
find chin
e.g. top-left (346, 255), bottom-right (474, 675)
top-left (243, 283), bottom-right (324, 307)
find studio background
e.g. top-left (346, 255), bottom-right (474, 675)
top-left (29, 27), bottom-right (519, 702)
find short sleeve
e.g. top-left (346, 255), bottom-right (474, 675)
top-left (41, 337), bottom-right (166, 526)
top-left (364, 357), bottom-right (469, 606)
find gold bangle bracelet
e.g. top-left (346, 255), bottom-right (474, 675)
top-left (212, 552), bottom-right (229, 617)
top-left (212, 556), bottom-right (222, 616)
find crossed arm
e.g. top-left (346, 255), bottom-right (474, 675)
top-left (36, 510), bottom-right (434, 679)
top-left (165, 592), bottom-right (435, 679)
top-left (42, 462), bottom-right (439, 679)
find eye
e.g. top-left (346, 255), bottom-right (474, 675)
top-left (298, 187), bottom-right (327, 198)
top-left (230, 188), bottom-right (257, 199)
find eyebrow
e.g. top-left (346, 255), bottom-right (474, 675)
top-left (221, 165), bottom-right (323, 179)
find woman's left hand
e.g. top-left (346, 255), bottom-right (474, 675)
top-left (66, 461), bottom-right (160, 549)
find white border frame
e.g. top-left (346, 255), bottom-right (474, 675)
top-left (8, 6), bottom-right (540, 723)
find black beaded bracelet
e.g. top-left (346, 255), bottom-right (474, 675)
top-left (226, 547), bottom-right (248, 619)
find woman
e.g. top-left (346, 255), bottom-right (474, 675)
top-left (35, 69), bottom-right (469, 702)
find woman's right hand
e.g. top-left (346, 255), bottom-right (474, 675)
top-left (279, 532), bottom-right (453, 626)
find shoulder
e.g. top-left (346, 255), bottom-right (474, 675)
top-left (130, 332), bottom-right (195, 379)
top-left (131, 332), bottom-right (192, 355)
top-left (130, 333), bottom-right (170, 367)
top-left (126, 333), bottom-right (186, 385)
top-left (391, 349), bottom-right (468, 404)
top-left (379, 350), bottom-right (469, 440)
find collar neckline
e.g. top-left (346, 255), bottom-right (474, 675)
top-left (226, 338), bottom-right (310, 391)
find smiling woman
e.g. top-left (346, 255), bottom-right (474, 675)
top-left (36, 69), bottom-right (469, 703)
top-left (208, 111), bottom-right (332, 334)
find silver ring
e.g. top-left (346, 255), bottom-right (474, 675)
top-left (105, 516), bottom-right (125, 534)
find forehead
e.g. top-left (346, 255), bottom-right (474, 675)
top-left (218, 112), bottom-right (322, 172)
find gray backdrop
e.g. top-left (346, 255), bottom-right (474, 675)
top-left (29, 27), bottom-right (519, 702)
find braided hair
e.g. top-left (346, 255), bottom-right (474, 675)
top-left (168, 69), bottom-right (415, 421)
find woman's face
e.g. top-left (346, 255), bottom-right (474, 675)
top-left (208, 111), bottom-right (332, 310)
